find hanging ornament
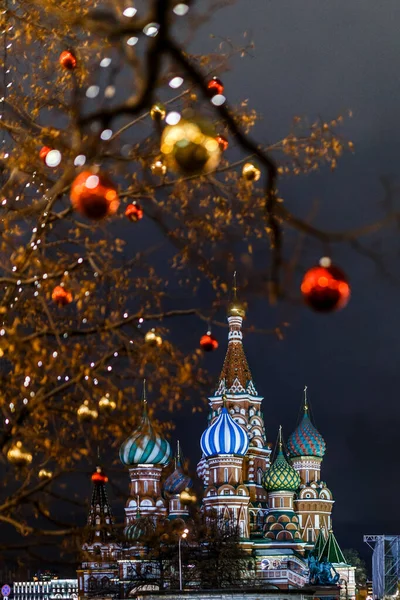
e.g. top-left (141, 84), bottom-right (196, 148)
top-left (145, 328), bottom-right (163, 347)
top-left (92, 466), bottom-right (108, 483)
top-left (59, 50), bottom-right (77, 70)
top-left (7, 441), bottom-right (33, 467)
top-left (161, 113), bottom-right (221, 175)
top-left (70, 171), bottom-right (119, 220)
top-left (125, 203), bottom-right (143, 222)
top-left (98, 393), bottom-right (116, 412)
top-left (38, 469), bottom-right (53, 479)
top-left (150, 158), bottom-right (167, 177)
top-left (39, 146), bottom-right (51, 163)
top-left (216, 134), bottom-right (228, 152)
top-left (301, 257), bottom-right (350, 313)
top-left (200, 331), bottom-right (219, 352)
top-left (150, 102), bottom-right (167, 121)
top-left (207, 76), bottom-right (224, 97)
top-left (52, 285), bottom-right (73, 306)
top-left (77, 400), bottom-right (98, 421)
top-left (242, 162), bottom-right (261, 182)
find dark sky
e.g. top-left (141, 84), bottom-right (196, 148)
top-left (7, 0), bottom-right (400, 577)
top-left (178, 0), bottom-right (400, 567)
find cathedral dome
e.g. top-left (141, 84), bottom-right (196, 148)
top-left (164, 448), bottom-right (193, 495)
top-left (164, 466), bottom-right (192, 495)
top-left (263, 448), bottom-right (301, 492)
top-left (287, 410), bottom-right (326, 458)
top-left (124, 517), bottom-right (155, 541)
top-left (119, 397), bottom-right (172, 467)
top-left (200, 406), bottom-right (249, 457)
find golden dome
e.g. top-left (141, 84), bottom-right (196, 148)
top-left (227, 300), bottom-right (246, 319)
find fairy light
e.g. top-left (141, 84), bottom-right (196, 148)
top-left (169, 76), bottom-right (183, 89)
top-left (123, 6), bottom-right (137, 17)
top-left (211, 94), bottom-right (226, 106)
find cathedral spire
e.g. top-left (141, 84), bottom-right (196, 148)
top-left (215, 275), bottom-right (257, 396)
top-left (304, 385), bottom-right (308, 413)
top-left (85, 465), bottom-right (115, 545)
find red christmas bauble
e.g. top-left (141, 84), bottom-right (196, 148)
top-left (91, 467), bottom-right (108, 483)
top-left (200, 332), bottom-right (219, 352)
top-left (39, 146), bottom-right (51, 162)
top-left (70, 171), bottom-right (119, 220)
top-left (207, 77), bottom-right (224, 97)
top-left (301, 263), bottom-right (350, 312)
top-left (216, 134), bottom-right (228, 152)
top-left (52, 285), bottom-right (73, 306)
top-left (125, 203), bottom-right (143, 222)
top-left (59, 50), bottom-right (77, 70)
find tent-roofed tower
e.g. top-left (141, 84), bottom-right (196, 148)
top-left (288, 386), bottom-right (333, 545)
top-left (78, 465), bottom-right (118, 599)
top-left (119, 380), bottom-right (172, 529)
top-left (320, 530), bottom-right (356, 598)
top-left (200, 275), bottom-right (270, 525)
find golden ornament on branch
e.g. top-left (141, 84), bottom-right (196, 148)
top-left (145, 329), bottom-right (163, 347)
top-left (150, 158), bottom-right (167, 177)
top-left (242, 161), bottom-right (261, 182)
top-left (161, 113), bottom-right (221, 175)
top-left (150, 102), bottom-right (167, 121)
top-left (98, 394), bottom-right (116, 412)
top-left (38, 469), bottom-right (53, 479)
top-left (77, 400), bottom-right (98, 421)
top-left (7, 441), bottom-right (33, 467)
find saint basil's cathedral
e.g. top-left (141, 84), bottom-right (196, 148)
top-left (78, 297), bottom-right (356, 598)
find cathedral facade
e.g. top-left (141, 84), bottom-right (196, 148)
top-left (77, 299), bottom-right (355, 598)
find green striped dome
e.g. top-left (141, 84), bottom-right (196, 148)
top-left (263, 448), bottom-right (301, 492)
top-left (120, 402), bottom-right (172, 467)
top-left (124, 517), bottom-right (155, 541)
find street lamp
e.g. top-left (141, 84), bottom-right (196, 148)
top-left (178, 528), bottom-right (189, 591)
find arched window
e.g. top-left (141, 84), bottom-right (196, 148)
top-left (306, 470), bottom-right (309, 483)
top-left (224, 468), bottom-right (229, 483)
top-left (144, 480), bottom-right (148, 493)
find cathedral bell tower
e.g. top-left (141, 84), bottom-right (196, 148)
top-left (200, 397), bottom-right (250, 538)
top-left (287, 387), bottom-right (333, 546)
top-left (119, 381), bottom-right (172, 538)
top-left (198, 276), bottom-right (270, 529)
top-left (78, 465), bottom-right (118, 599)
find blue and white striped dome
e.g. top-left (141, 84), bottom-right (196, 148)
top-left (200, 406), bottom-right (249, 457)
top-left (120, 402), bottom-right (172, 467)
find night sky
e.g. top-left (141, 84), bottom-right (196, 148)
top-left (6, 0), bottom-right (400, 576)
top-left (182, 0), bottom-right (400, 567)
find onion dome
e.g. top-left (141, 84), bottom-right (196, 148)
top-left (263, 428), bottom-right (301, 492)
top-left (164, 442), bottom-right (192, 495)
top-left (287, 387), bottom-right (326, 458)
top-left (197, 455), bottom-right (207, 482)
top-left (125, 516), bottom-right (155, 541)
top-left (119, 381), bottom-right (172, 467)
top-left (200, 404), bottom-right (249, 457)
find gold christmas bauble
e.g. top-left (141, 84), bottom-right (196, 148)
top-left (161, 114), bottom-right (221, 175)
top-left (38, 468), bottom-right (53, 479)
top-left (77, 399), bottom-right (98, 421)
top-left (145, 329), bottom-right (163, 347)
top-left (150, 158), bottom-right (167, 177)
top-left (99, 394), bottom-right (116, 412)
top-left (150, 102), bottom-right (167, 121)
top-left (7, 441), bottom-right (33, 467)
top-left (242, 161), bottom-right (261, 182)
